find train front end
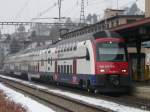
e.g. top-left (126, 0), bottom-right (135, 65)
top-left (93, 31), bottom-right (132, 93)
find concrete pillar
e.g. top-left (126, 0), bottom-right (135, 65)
top-left (145, 0), bottom-right (150, 17)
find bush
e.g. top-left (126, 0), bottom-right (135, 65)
top-left (0, 91), bottom-right (27, 112)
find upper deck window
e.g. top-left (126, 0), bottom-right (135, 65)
top-left (48, 50), bottom-right (51, 53)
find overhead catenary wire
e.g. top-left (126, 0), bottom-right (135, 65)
top-left (13, 0), bottom-right (31, 21)
top-left (30, 2), bottom-right (59, 22)
top-left (31, 0), bottom-right (66, 22)
top-left (62, 0), bottom-right (80, 20)
top-left (30, 3), bottom-right (57, 21)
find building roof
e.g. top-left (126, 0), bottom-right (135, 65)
top-left (111, 17), bottom-right (150, 42)
top-left (105, 8), bottom-right (125, 12)
top-left (99, 15), bottom-right (144, 24)
top-left (62, 15), bottom-right (144, 40)
top-left (111, 17), bottom-right (150, 32)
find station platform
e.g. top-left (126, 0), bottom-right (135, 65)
top-left (133, 82), bottom-right (150, 100)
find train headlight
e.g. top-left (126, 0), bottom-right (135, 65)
top-left (122, 69), bottom-right (127, 73)
top-left (100, 69), bottom-right (105, 73)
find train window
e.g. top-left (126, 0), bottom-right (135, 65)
top-left (16, 66), bottom-right (18, 70)
top-left (67, 47), bottom-right (70, 51)
top-left (48, 58), bottom-right (50, 64)
top-left (61, 65), bottom-right (63, 73)
top-left (80, 32), bottom-right (82, 35)
top-left (48, 67), bottom-right (50, 71)
top-left (67, 65), bottom-right (69, 74)
top-left (86, 48), bottom-right (90, 61)
top-left (70, 65), bottom-right (72, 74)
top-left (41, 60), bottom-right (44, 66)
top-left (64, 48), bottom-right (67, 52)
top-left (73, 46), bottom-right (77, 50)
top-left (64, 65), bottom-right (66, 74)
top-left (75, 34), bottom-right (77, 37)
top-left (51, 58), bottom-right (52, 65)
top-left (60, 48), bottom-right (62, 52)
top-left (70, 47), bottom-right (72, 51)
top-left (48, 50), bottom-right (51, 53)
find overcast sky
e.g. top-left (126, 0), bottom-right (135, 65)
top-left (0, 0), bottom-right (145, 21)
top-left (0, 0), bottom-right (145, 33)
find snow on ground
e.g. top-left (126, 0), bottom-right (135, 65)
top-left (0, 75), bottom-right (149, 112)
top-left (48, 89), bottom-right (149, 112)
top-left (0, 83), bottom-right (55, 112)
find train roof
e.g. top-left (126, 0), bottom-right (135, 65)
top-left (57, 30), bottom-right (121, 45)
top-left (6, 31), bottom-right (121, 57)
top-left (93, 30), bottom-right (121, 39)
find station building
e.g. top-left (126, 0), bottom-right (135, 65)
top-left (103, 9), bottom-right (144, 29)
top-left (97, 4), bottom-right (150, 82)
top-left (63, 6), bottom-right (150, 82)
top-left (145, 0), bottom-right (150, 17)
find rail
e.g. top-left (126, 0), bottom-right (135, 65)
top-left (0, 76), bottom-right (113, 112)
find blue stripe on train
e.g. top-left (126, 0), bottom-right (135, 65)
top-left (54, 73), bottom-right (97, 85)
top-left (27, 71), bottom-right (97, 85)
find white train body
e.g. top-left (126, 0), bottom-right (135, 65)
top-left (3, 31), bottom-right (131, 92)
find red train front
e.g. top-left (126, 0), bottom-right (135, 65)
top-left (92, 31), bottom-right (131, 93)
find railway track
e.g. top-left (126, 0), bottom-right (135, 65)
top-left (41, 82), bottom-right (150, 111)
top-left (54, 85), bottom-right (150, 111)
top-left (0, 76), bottom-right (113, 112)
top-left (93, 93), bottom-right (150, 111)
top-left (40, 80), bottom-right (150, 111)
top-left (55, 86), bottom-right (150, 111)
top-left (0, 74), bottom-right (149, 112)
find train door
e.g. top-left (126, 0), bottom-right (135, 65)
top-left (54, 61), bottom-right (58, 81)
top-left (37, 62), bottom-right (39, 73)
top-left (72, 59), bottom-right (77, 83)
top-left (73, 59), bottom-right (77, 75)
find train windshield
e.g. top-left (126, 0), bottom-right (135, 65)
top-left (96, 42), bottom-right (127, 62)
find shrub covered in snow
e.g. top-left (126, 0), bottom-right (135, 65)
top-left (0, 91), bottom-right (26, 112)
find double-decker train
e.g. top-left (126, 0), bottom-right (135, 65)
top-left (3, 31), bottom-right (132, 93)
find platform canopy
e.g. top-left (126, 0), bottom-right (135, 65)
top-left (111, 17), bottom-right (150, 43)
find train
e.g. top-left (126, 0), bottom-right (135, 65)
top-left (3, 30), bottom-right (132, 93)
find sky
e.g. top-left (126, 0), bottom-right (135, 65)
top-left (0, 0), bottom-right (145, 33)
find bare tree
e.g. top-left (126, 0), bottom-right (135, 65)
top-left (10, 38), bottom-right (20, 53)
